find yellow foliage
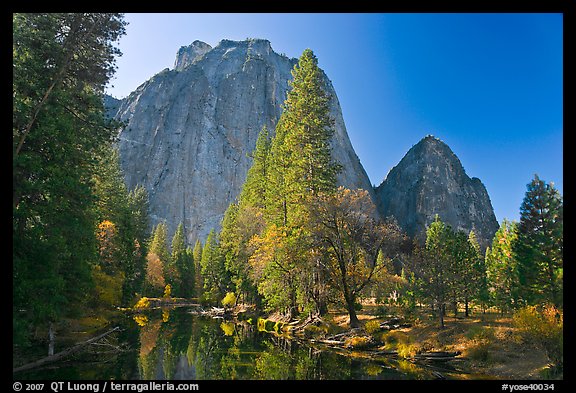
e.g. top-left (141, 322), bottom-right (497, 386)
top-left (96, 220), bottom-right (119, 265)
top-left (133, 314), bottom-right (149, 327)
top-left (364, 320), bottom-right (381, 335)
top-left (220, 321), bottom-right (235, 336)
top-left (222, 292), bottom-right (237, 308)
top-left (163, 284), bottom-right (172, 298)
top-left (513, 305), bottom-right (563, 339)
top-left (344, 336), bottom-right (373, 349)
top-left (145, 253), bottom-right (165, 289)
top-left (397, 341), bottom-right (418, 358)
top-left (162, 309), bottom-right (170, 322)
top-left (134, 297), bottom-right (151, 309)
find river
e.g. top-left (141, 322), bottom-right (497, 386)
top-left (15, 307), bottom-right (470, 380)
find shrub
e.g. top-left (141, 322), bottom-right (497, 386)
top-left (364, 320), bottom-right (381, 335)
top-left (513, 305), bottom-right (563, 368)
top-left (345, 336), bottom-right (374, 349)
top-left (134, 297), bottom-right (151, 309)
top-left (397, 341), bottom-right (418, 358)
top-left (303, 324), bottom-right (324, 338)
top-left (466, 325), bottom-right (495, 341)
top-left (257, 318), bottom-right (276, 332)
top-left (220, 321), bottom-right (235, 336)
top-left (466, 341), bottom-right (491, 362)
top-left (375, 305), bottom-right (389, 317)
top-left (222, 292), bottom-right (237, 308)
top-left (163, 284), bottom-right (171, 298)
top-left (133, 314), bottom-right (149, 327)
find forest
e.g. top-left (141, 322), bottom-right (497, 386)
top-left (13, 13), bottom-right (563, 379)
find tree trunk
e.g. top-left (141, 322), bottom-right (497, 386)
top-left (439, 303), bottom-right (445, 329)
top-left (347, 302), bottom-right (360, 328)
top-left (48, 322), bottom-right (55, 356)
top-left (14, 326), bottom-right (120, 374)
top-left (465, 299), bottom-right (470, 317)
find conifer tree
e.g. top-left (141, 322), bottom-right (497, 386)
top-left (192, 239), bottom-right (203, 297)
top-left (171, 223), bottom-right (194, 297)
top-left (514, 175), bottom-right (563, 307)
top-left (485, 219), bottom-right (519, 313)
top-left (266, 48), bottom-right (341, 227)
top-left (13, 13), bottom-right (126, 344)
top-left (417, 216), bottom-right (454, 328)
top-left (239, 125), bottom-right (271, 210)
top-left (149, 222), bottom-right (170, 265)
top-left (200, 230), bottom-right (230, 303)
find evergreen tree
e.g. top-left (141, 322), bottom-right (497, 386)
top-left (92, 145), bottom-right (150, 305)
top-left (220, 125), bottom-right (270, 305)
top-left (149, 222), bottom-right (170, 265)
top-left (192, 239), bottom-right (203, 298)
top-left (266, 48), bottom-right (341, 227)
top-left (458, 230), bottom-right (486, 317)
top-left (220, 203), bottom-right (264, 305)
top-left (485, 220), bottom-right (519, 313)
top-left (252, 48), bottom-right (341, 316)
top-left (171, 223), bottom-right (192, 297)
top-left (124, 185), bottom-right (150, 301)
top-left (200, 230), bottom-right (230, 303)
top-left (416, 216), bottom-right (454, 328)
top-left (514, 175), bottom-right (563, 307)
top-left (468, 230), bottom-right (489, 315)
top-left (239, 125), bottom-right (271, 210)
top-left (13, 13), bottom-right (126, 344)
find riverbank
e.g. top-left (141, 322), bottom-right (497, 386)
top-left (14, 300), bottom-right (560, 380)
top-left (265, 306), bottom-right (560, 380)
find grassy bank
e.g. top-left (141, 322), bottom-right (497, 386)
top-left (285, 305), bottom-right (561, 380)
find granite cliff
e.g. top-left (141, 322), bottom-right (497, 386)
top-left (109, 38), bottom-right (374, 244)
top-left (374, 135), bottom-right (499, 250)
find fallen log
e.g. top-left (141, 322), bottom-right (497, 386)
top-left (413, 351), bottom-right (461, 361)
top-left (311, 339), bottom-right (345, 346)
top-left (13, 326), bottom-right (120, 374)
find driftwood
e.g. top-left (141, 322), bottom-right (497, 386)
top-left (311, 339), bottom-right (345, 346)
top-left (13, 326), bottom-right (120, 374)
top-left (413, 351), bottom-right (461, 361)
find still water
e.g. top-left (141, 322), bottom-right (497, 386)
top-left (17, 307), bottom-right (466, 380)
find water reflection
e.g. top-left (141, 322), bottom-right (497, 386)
top-left (17, 307), bottom-right (451, 380)
top-left (134, 308), bottom-right (428, 380)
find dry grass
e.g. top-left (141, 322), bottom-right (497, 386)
top-left (327, 307), bottom-right (559, 379)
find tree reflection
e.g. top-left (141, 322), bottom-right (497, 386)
top-left (134, 308), bottom-right (427, 380)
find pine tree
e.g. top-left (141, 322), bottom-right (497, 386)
top-left (171, 223), bottom-right (193, 297)
top-left (149, 222), bottom-right (170, 265)
top-left (13, 13), bottom-right (126, 344)
top-left (266, 48), bottom-right (341, 227)
top-left (200, 230), bottom-right (230, 303)
top-left (468, 230), bottom-right (489, 315)
top-left (418, 215), bottom-right (454, 328)
top-left (239, 125), bottom-right (271, 210)
top-left (252, 48), bottom-right (341, 316)
top-left (486, 220), bottom-right (519, 313)
top-left (192, 239), bottom-right (203, 298)
top-left (514, 175), bottom-right (563, 307)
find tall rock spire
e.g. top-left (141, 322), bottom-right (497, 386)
top-left (375, 135), bottom-right (499, 250)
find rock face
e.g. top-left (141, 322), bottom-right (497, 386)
top-left (111, 38), bottom-right (374, 244)
top-left (374, 135), bottom-right (499, 250)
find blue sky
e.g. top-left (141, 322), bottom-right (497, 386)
top-left (106, 13), bottom-right (563, 224)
